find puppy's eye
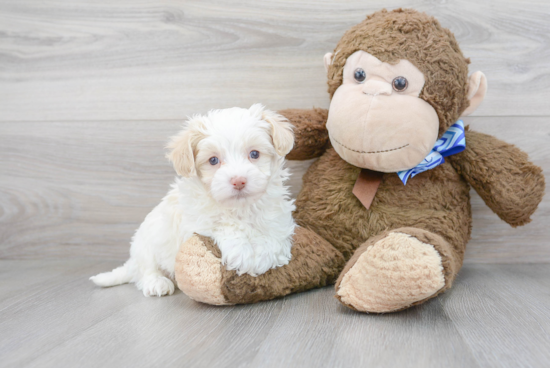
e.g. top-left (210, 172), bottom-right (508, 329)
top-left (392, 76), bottom-right (408, 91)
top-left (354, 68), bottom-right (366, 83)
top-left (249, 150), bottom-right (260, 160)
top-left (209, 157), bottom-right (219, 165)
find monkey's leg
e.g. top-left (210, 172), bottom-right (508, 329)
top-left (174, 226), bottom-right (345, 305)
top-left (335, 227), bottom-right (465, 313)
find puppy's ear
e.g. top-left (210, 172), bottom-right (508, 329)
top-left (166, 130), bottom-right (196, 177)
top-left (166, 117), bottom-right (204, 177)
top-left (250, 104), bottom-right (295, 156)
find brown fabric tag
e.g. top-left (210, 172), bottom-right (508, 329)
top-left (352, 169), bottom-right (383, 209)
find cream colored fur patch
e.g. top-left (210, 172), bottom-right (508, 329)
top-left (337, 232), bottom-right (445, 313)
top-left (175, 236), bottom-right (231, 306)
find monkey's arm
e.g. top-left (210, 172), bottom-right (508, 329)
top-left (449, 129), bottom-right (545, 227)
top-left (278, 108), bottom-right (330, 160)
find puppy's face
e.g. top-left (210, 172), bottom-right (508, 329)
top-left (167, 104), bottom-right (294, 206)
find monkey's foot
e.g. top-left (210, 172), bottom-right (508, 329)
top-left (175, 227), bottom-right (345, 305)
top-left (175, 234), bottom-right (230, 305)
top-left (335, 228), bottom-right (452, 313)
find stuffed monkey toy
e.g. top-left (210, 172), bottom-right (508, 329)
top-left (174, 9), bottom-right (545, 313)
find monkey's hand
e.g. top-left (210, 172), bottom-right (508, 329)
top-left (449, 129), bottom-right (545, 227)
top-left (278, 108), bottom-right (330, 160)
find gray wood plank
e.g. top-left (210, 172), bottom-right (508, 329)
top-left (0, 0), bottom-right (549, 121)
top-left (442, 264), bottom-right (550, 368)
top-left (249, 289), bottom-right (480, 368)
top-left (0, 260), bottom-right (128, 367)
top-left (1, 260), bottom-right (549, 368)
top-left (0, 259), bottom-right (109, 312)
top-left (1, 116), bottom-right (548, 262)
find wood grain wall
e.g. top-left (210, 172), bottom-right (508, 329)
top-left (1, 0), bottom-right (549, 262)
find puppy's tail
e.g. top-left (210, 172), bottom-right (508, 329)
top-left (90, 259), bottom-right (134, 287)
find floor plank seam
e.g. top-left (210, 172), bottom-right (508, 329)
top-left (438, 297), bottom-right (484, 368)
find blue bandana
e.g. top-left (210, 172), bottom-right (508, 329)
top-left (397, 120), bottom-right (466, 184)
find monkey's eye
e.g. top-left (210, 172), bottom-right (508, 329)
top-left (354, 68), bottom-right (366, 83)
top-left (249, 150), bottom-right (260, 160)
top-left (209, 157), bottom-right (219, 165)
top-left (392, 76), bottom-right (408, 92)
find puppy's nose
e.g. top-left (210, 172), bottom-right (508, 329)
top-left (230, 176), bottom-right (247, 190)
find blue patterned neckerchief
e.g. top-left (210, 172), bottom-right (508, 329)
top-left (397, 120), bottom-right (466, 184)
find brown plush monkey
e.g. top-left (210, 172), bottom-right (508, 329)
top-left (174, 9), bottom-right (545, 313)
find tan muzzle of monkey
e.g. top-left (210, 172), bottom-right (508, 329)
top-left (326, 87), bottom-right (439, 173)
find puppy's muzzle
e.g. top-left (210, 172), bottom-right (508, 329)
top-left (230, 176), bottom-right (247, 191)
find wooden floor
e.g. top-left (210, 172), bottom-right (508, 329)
top-left (0, 260), bottom-right (549, 368)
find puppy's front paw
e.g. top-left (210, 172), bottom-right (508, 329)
top-left (222, 242), bottom-right (255, 276)
top-left (140, 275), bottom-right (175, 297)
top-left (252, 248), bottom-right (291, 276)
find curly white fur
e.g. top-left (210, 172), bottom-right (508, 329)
top-left (90, 104), bottom-right (296, 297)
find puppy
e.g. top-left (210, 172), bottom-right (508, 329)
top-left (90, 104), bottom-right (296, 297)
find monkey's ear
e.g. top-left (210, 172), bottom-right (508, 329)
top-left (462, 71), bottom-right (487, 116)
top-left (323, 52), bottom-right (333, 72)
top-left (166, 119), bottom-right (204, 177)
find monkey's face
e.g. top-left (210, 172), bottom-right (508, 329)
top-left (326, 51), bottom-right (439, 172)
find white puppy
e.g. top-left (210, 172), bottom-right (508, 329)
top-left (90, 104), bottom-right (296, 297)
